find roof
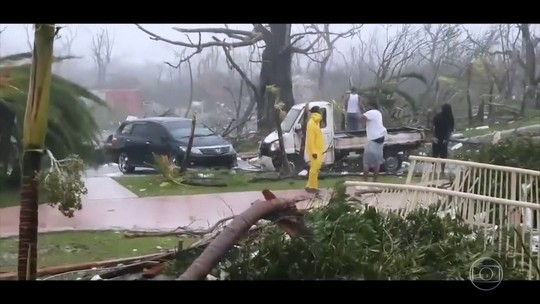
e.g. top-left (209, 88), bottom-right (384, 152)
top-left (291, 101), bottom-right (331, 110)
top-left (125, 117), bottom-right (191, 124)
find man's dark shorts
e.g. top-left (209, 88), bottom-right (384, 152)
top-left (346, 113), bottom-right (362, 131)
top-left (432, 140), bottom-right (449, 158)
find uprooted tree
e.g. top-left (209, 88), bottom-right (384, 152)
top-left (135, 24), bottom-right (358, 134)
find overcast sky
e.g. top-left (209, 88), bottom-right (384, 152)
top-left (0, 24), bottom-right (528, 68)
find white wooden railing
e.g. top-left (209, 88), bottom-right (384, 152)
top-left (344, 181), bottom-right (540, 279)
top-left (406, 155), bottom-right (540, 204)
top-left (346, 157), bottom-right (540, 279)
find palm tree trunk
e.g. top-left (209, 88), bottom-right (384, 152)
top-left (17, 23), bottom-right (55, 281)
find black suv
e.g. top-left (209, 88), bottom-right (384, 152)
top-left (106, 117), bottom-right (237, 174)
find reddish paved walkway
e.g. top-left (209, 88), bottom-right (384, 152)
top-left (0, 189), bottom-right (319, 238)
top-left (0, 175), bottom-right (415, 238)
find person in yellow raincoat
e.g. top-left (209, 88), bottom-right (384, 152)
top-left (305, 106), bottom-right (326, 194)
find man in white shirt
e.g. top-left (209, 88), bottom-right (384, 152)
top-left (360, 102), bottom-right (387, 182)
top-left (342, 86), bottom-right (364, 131)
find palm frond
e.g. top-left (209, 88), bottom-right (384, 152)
top-left (0, 53), bottom-right (82, 68)
top-left (0, 52), bottom-right (33, 67)
top-left (0, 59), bottom-right (106, 163)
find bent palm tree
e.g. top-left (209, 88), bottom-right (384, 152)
top-left (0, 27), bottom-right (106, 279)
top-left (0, 53), bottom-right (106, 186)
top-left (16, 23), bottom-right (56, 280)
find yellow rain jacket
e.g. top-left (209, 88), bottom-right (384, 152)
top-left (306, 112), bottom-right (326, 158)
top-left (305, 112), bottom-right (325, 190)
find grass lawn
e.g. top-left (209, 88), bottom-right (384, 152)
top-left (114, 171), bottom-right (409, 197)
top-left (0, 189), bottom-right (51, 209)
top-left (0, 189), bottom-right (20, 209)
top-left (460, 115), bottom-right (540, 137)
top-left (0, 231), bottom-right (192, 273)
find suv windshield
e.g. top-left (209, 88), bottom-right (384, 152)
top-left (164, 121), bottom-right (215, 139)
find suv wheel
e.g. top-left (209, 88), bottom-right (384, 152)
top-left (118, 152), bottom-right (135, 174)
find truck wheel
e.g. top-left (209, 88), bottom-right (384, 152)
top-left (384, 155), bottom-right (402, 174)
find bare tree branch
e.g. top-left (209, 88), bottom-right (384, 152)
top-left (57, 27), bottom-right (77, 57)
top-left (300, 24), bottom-right (362, 90)
top-left (220, 40), bottom-right (260, 136)
top-left (90, 28), bottom-right (115, 87)
top-left (24, 25), bottom-right (33, 52)
top-left (136, 24), bottom-right (264, 49)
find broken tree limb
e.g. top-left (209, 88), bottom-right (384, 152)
top-left (142, 262), bottom-right (168, 279)
top-left (123, 215), bottom-right (236, 238)
top-left (99, 261), bottom-right (160, 280)
top-left (0, 251), bottom-right (175, 281)
top-left (177, 190), bottom-right (310, 280)
top-left (450, 124), bottom-right (540, 145)
top-left (261, 189), bottom-right (312, 238)
top-left (180, 115), bottom-right (196, 173)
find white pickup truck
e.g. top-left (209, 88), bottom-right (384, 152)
top-left (251, 101), bottom-right (426, 174)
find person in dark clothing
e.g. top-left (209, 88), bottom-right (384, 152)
top-left (432, 103), bottom-right (455, 174)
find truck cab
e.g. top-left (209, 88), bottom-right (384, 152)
top-left (256, 101), bottom-right (334, 171)
top-left (254, 101), bottom-right (424, 173)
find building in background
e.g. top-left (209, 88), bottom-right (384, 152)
top-left (91, 89), bottom-right (144, 117)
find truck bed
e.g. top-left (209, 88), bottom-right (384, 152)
top-left (334, 127), bottom-right (425, 150)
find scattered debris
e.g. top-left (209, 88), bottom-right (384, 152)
top-left (298, 170), bottom-right (308, 177)
top-left (123, 215), bottom-right (236, 238)
top-left (451, 143), bottom-right (463, 151)
top-left (197, 173), bottom-right (214, 178)
top-left (491, 131), bottom-right (501, 145)
top-left (0, 251), bottom-right (177, 281)
top-left (105, 172), bottom-right (124, 177)
top-left (532, 235), bottom-right (539, 254)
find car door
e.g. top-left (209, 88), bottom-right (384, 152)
top-left (319, 106), bottom-right (335, 165)
top-left (129, 123), bottom-right (154, 166)
top-left (113, 122), bottom-right (139, 161)
top-left (293, 108), bottom-right (306, 154)
top-left (145, 123), bottom-right (170, 164)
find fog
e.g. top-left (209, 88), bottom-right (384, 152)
top-left (1, 23), bottom-right (539, 136)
